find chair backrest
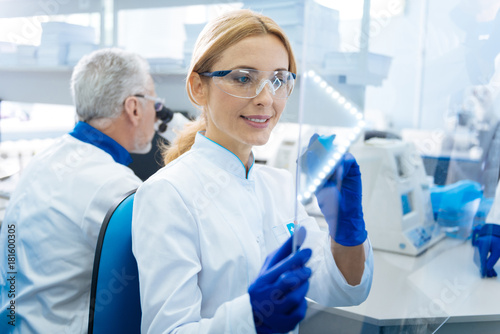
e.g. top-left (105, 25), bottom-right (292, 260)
top-left (88, 189), bottom-right (141, 334)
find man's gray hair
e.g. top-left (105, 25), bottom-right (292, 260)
top-left (70, 48), bottom-right (151, 122)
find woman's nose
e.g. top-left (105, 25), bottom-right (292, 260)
top-left (254, 80), bottom-right (275, 105)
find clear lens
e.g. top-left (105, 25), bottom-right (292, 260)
top-left (154, 102), bottom-right (163, 111)
top-left (212, 69), bottom-right (295, 99)
top-left (134, 94), bottom-right (165, 111)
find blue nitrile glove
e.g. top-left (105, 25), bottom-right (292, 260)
top-left (472, 224), bottom-right (500, 277)
top-left (248, 227), bottom-right (312, 334)
top-left (430, 180), bottom-right (482, 221)
top-left (303, 134), bottom-right (367, 246)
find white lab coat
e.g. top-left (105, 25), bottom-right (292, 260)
top-left (132, 132), bottom-right (373, 334)
top-left (0, 134), bottom-right (141, 334)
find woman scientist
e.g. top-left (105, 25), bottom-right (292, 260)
top-left (132, 9), bottom-right (374, 334)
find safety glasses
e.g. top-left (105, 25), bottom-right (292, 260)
top-left (199, 69), bottom-right (296, 99)
top-left (134, 94), bottom-right (165, 112)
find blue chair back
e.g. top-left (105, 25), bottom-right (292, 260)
top-left (88, 189), bottom-right (141, 334)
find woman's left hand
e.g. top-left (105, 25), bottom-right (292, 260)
top-left (303, 133), bottom-right (367, 246)
top-left (315, 152), bottom-right (367, 246)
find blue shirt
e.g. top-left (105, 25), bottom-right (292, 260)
top-left (69, 121), bottom-right (132, 166)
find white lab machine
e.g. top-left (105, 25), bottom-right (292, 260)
top-left (155, 112), bottom-right (190, 143)
top-left (350, 138), bottom-right (445, 256)
top-left (253, 122), bottom-right (302, 172)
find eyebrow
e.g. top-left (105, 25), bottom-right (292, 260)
top-left (229, 65), bottom-right (289, 71)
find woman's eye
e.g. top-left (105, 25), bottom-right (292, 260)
top-left (271, 77), bottom-right (285, 87)
top-left (234, 76), bottom-right (250, 84)
top-left (276, 73), bottom-right (289, 83)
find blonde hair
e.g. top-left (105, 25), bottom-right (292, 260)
top-left (162, 9), bottom-right (297, 165)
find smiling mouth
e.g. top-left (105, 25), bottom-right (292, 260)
top-left (241, 116), bottom-right (269, 123)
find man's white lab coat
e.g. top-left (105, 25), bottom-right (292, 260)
top-left (0, 129), bottom-right (141, 334)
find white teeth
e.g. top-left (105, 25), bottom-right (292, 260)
top-left (244, 117), bottom-right (267, 123)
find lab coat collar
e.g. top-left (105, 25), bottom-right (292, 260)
top-left (193, 132), bottom-right (255, 180)
top-left (69, 121), bottom-right (132, 166)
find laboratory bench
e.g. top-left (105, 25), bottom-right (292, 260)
top-left (299, 228), bottom-right (500, 334)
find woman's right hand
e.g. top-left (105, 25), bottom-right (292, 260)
top-left (248, 227), bottom-right (312, 334)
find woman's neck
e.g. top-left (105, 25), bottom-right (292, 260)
top-left (203, 131), bottom-right (252, 172)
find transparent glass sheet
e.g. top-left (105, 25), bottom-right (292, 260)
top-left (251, 0), bottom-right (500, 333)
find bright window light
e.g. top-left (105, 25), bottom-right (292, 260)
top-left (314, 0), bottom-right (404, 19)
top-left (0, 17), bottom-right (46, 45)
top-left (0, 14), bottom-right (99, 46)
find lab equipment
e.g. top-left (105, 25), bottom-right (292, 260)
top-left (472, 223), bottom-right (500, 278)
top-left (349, 138), bottom-right (444, 256)
top-left (155, 105), bottom-right (173, 131)
top-left (135, 95), bottom-right (183, 137)
top-left (438, 85), bottom-right (500, 196)
top-left (248, 227), bottom-right (311, 334)
top-left (301, 134), bottom-right (367, 246)
top-left (253, 122), bottom-right (301, 171)
top-left (129, 103), bottom-right (189, 181)
top-left (155, 107), bottom-right (190, 143)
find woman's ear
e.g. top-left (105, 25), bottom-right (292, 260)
top-left (123, 96), bottom-right (141, 126)
top-left (190, 72), bottom-right (208, 106)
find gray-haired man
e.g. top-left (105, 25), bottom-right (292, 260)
top-left (0, 48), bottom-right (159, 333)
